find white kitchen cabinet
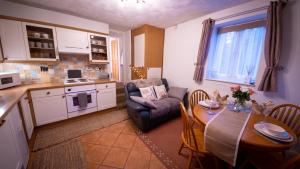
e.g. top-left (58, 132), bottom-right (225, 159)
top-left (0, 19), bottom-right (28, 60)
top-left (20, 94), bottom-right (34, 139)
top-left (0, 105), bottom-right (29, 169)
top-left (96, 83), bottom-right (116, 111)
top-left (31, 88), bottom-right (68, 126)
top-left (88, 33), bottom-right (110, 63)
top-left (56, 27), bottom-right (89, 54)
top-left (22, 22), bottom-right (59, 61)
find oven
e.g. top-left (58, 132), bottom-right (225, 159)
top-left (65, 85), bottom-right (97, 113)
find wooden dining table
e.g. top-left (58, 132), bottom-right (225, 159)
top-left (193, 104), bottom-right (297, 152)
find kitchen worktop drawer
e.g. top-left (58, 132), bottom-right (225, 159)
top-left (31, 88), bottom-right (65, 98)
top-left (96, 83), bottom-right (116, 90)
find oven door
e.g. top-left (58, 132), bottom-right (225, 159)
top-left (66, 90), bottom-right (97, 113)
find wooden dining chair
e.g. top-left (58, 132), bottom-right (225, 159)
top-left (178, 102), bottom-right (210, 169)
top-left (189, 89), bottom-right (210, 111)
top-left (269, 104), bottom-right (300, 136)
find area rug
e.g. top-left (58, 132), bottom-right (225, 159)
top-left (33, 109), bottom-right (129, 151)
top-left (136, 117), bottom-right (214, 169)
top-left (31, 139), bottom-right (86, 169)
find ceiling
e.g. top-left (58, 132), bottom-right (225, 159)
top-left (7, 0), bottom-right (252, 31)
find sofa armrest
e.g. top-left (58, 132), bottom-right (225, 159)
top-left (126, 100), bottom-right (150, 112)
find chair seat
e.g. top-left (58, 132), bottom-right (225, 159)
top-left (181, 128), bottom-right (208, 154)
top-left (246, 151), bottom-right (285, 169)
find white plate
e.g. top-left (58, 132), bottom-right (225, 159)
top-left (254, 123), bottom-right (294, 142)
top-left (199, 100), bottom-right (220, 109)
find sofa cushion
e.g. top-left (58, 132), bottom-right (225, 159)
top-left (168, 87), bottom-right (188, 101)
top-left (132, 78), bottom-right (163, 88)
top-left (139, 86), bottom-right (157, 100)
top-left (154, 85), bottom-right (168, 100)
top-left (150, 97), bottom-right (180, 118)
top-left (130, 96), bottom-right (157, 109)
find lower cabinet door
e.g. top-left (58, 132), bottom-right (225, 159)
top-left (20, 94), bottom-right (34, 139)
top-left (33, 95), bottom-right (68, 126)
top-left (97, 88), bottom-right (117, 111)
top-left (0, 105), bottom-right (29, 169)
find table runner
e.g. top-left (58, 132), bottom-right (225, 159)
top-left (204, 108), bottom-right (251, 166)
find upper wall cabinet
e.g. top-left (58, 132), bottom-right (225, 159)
top-left (88, 33), bottom-right (109, 63)
top-left (0, 19), bottom-right (28, 60)
top-left (22, 22), bottom-right (59, 61)
top-left (131, 24), bottom-right (165, 79)
top-left (56, 27), bottom-right (90, 54)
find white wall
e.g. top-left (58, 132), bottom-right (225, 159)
top-left (0, 1), bottom-right (109, 34)
top-left (163, 0), bottom-right (300, 105)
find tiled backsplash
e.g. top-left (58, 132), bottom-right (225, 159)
top-left (0, 55), bottom-right (109, 83)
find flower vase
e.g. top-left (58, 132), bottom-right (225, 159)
top-left (233, 99), bottom-right (246, 112)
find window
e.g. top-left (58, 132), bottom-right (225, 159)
top-left (206, 20), bottom-right (266, 85)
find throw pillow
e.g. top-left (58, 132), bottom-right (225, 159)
top-left (168, 87), bottom-right (188, 100)
top-left (130, 96), bottom-right (157, 109)
top-left (139, 86), bottom-right (157, 100)
top-left (154, 85), bottom-right (168, 100)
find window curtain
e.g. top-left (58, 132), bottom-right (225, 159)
top-left (193, 18), bottom-right (215, 82)
top-left (206, 27), bottom-right (266, 82)
top-left (258, 1), bottom-right (285, 91)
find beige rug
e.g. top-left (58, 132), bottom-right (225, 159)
top-left (33, 109), bottom-right (129, 151)
top-left (32, 139), bottom-right (86, 169)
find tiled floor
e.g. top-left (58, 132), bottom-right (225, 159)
top-left (80, 120), bottom-right (167, 169)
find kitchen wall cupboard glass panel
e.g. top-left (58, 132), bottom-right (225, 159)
top-left (20, 94), bottom-right (34, 139)
top-left (88, 33), bottom-right (109, 63)
top-left (0, 19), bottom-right (28, 60)
top-left (31, 90), bottom-right (68, 126)
top-left (133, 33), bottom-right (145, 67)
top-left (56, 27), bottom-right (89, 54)
top-left (22, 22), bottom-right (59, 61)
top-left (0, 105), bottom-right (29, 169)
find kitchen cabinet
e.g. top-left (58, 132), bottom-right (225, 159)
top-left (20, 94), bottom-right (34, 139)
top-left (88, 33), bottom-right (109, 63)
top-left (131, 24), bottom-right (164, 79)
top-left (22, 22), bottom-right (59, 61)
top-left (31, 88), bottom-right (68, 126)
top-left (96, 83), bottom-right (116, 111)
top-left (0, 19), bottom-right (28, 60)
top-left (0, 105), bottom-right (29, 169)
top-left (56, 27), bottom-right (89, 54)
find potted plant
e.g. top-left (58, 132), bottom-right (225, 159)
top-left (230, 85), bottom-right (254, 111)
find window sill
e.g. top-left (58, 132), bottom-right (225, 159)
top-left (205, 78), bottom-right (255, 87)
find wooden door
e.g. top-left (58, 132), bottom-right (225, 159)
top-left (111, 39), bottom-right (119, 80)
top-left (0, 19), bottom-right (27, 60)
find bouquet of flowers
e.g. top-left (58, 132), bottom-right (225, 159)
top-left (230, 85), bottom-right (254, 106)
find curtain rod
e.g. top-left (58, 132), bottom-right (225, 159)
top-left (215, 6), bottom-right (269, 22)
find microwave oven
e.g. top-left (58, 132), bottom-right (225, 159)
top-left (0, 72), bottom-right (21, 89)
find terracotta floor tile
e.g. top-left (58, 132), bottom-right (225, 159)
top-left (124, 150), bottom-right (151, 169)
top-left (113, 134), bottom-right (137, 149)
top-left (121, 125), bottom-right (137, 135)
top-left (82, 142), bottom-right (96, 152)
top-left (80, 130), bottom-right (103, 144)
top-left (149, 153), bottom-right (167, 169)
top-left (102, 147), bottom-right (131, 168)
top-left (106, 122), bottom-right (126, 134)
top-left (98, 165), bottom-right (118, 169)
top-left (85, 144), bottom-right (111, 164)
top-left (132, 137), bottom-right (150, 152)
top-left (97, 132), bottom-right (120, 146)
top-left (87, 162), bottom-right (100, 169)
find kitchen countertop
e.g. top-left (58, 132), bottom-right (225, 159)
top-left (0, 79), bottom-right (116, 121)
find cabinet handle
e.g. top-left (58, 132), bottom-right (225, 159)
top-left (46, 92), bottom-right (50, 95)
top-left (86, 46), bottom-right (89, 49)
top-left (65, 46), bottom-right (83, 49)
top-left (62, 95), bottom-right (65, 98)
top-left (0, 120), bottom-right (5, 126)
top-left (106, 85), bottom-right (108, 88)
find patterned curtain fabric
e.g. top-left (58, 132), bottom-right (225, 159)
top-left (193, 18), bottom-right (215, 82)
top-left (258, 1), bottom-right (285, 91)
